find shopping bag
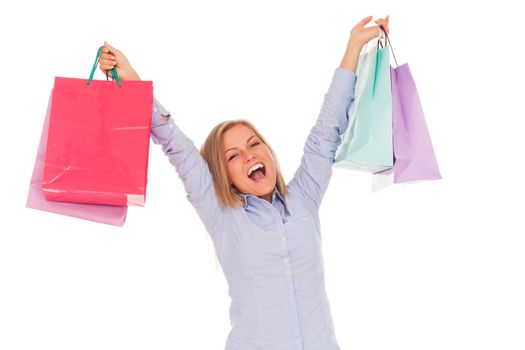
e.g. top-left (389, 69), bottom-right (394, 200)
top-left (390, 63), bottom-right (441, 183)
top-left (42, 46), bottom-right (153, 206)
top-left (27, 92), bottom-right (128, 226)
top-left (334, 39), bottom-right (394, 173)
top-left (375, 26), bottom-right (441, 185)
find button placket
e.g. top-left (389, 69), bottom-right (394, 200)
top-left (278, 226), bottom-right (291, 277)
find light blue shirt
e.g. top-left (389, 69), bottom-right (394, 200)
top-left (151, 67), bottom-right (357, 350)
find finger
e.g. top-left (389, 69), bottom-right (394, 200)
top-left (98, 66), bottom-right (116, 76)
top-left (99, 58), bottom-right (116, 66)
top-left (365, 26), bottom-right (382, 38)
top-left (103, 41), bottom-right (120, 55)
top-left (376, 17), bottom-right (390, 34)
top-left (100, 53), bottom-right (116, 60)
top-left (374, 20), bottom-right (384, 28)
top-left (375, 20), bottom-right (389, 35)
top-left (102, 46), bottom-right (114, 57)
top-left (99, 63), bottom-right (116, 71)
top-left (360, 15), bottom-right (373, 25)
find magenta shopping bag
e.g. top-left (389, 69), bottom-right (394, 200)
top-left (26, 92), bottom-right (128, 226)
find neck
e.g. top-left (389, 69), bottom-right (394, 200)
top-left (259, 192), bottom-right (273, 203)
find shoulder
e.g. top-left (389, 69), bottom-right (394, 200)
top-left (284, 183), bottom-right (319, 218)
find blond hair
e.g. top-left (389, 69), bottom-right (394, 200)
top-left (199, 119), bottom-right (287, 208)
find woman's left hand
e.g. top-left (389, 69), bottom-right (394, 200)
top-left (348, 15), bottom-right (389, 52)
top-left (340, 15), bottom-right (390, 73)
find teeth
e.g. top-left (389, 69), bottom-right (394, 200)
top-left (247, 163), bottom-right (264, 177)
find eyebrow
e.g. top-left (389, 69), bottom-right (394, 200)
top-left (225, 134), bottom-right (257, 153)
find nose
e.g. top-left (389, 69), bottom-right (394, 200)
top-left (244, 152), bottom-right (255, 163)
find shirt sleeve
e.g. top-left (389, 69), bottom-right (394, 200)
top-left (289, 67), bottom-right (357, 209)
top-left (150, 97), bottom-right (224, 235)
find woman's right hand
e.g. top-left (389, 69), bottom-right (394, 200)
top-left (98, 41), bottom-right (141, 81)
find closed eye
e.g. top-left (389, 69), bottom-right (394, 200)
top-left (227, 141), bottom-right (259, 161)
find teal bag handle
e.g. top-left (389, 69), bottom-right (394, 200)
top-left (379, 25), bottom-right (399, 67)
top-left (87, 46), bottom-right (122, 87)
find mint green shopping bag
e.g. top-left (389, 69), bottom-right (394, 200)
top-left (334, 40), bottom-right (393, 173)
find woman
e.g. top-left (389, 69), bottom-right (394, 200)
top-left (99, 15), bottom-right (390, 350)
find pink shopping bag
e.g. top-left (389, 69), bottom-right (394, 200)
top-left (26, 92), bottom-right (128, 226)
top-left (41, 46), bottom-right (153, 206)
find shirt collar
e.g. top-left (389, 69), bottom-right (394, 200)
top-left (239, 187), bottom-right (286, 210)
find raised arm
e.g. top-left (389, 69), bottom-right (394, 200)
top-left (149, 99), bottom-right (223, 234)
top-left (288, 68), bottom-right (356, 209)
top-left (289, 16), bottom-right (390, 209)
top-left (98, 42), bottom-right (224, 235)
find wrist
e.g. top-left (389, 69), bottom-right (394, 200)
top-left (339, 45), bottom-right (361, 73)
top-left (346, 40), bottom-right (363, 56)
top-left (124, 71), bottom-right (140, 81)
top-left (129, 69), bottom-right (141, 81)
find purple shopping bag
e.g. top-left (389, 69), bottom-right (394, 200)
top-left (372, 27), bottom-right (441, 192)
top-left (26, 91), bottom-right (128, 226)
top-left (391, 64), bottom-right (441, 183)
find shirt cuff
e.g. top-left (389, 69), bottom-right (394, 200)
top-left (151, 97), bottom-right (174, 145)
top-left (152, 97), bottom-right (171, 126)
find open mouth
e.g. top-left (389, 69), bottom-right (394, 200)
top-left (247, 162), bottom-right (266, 183)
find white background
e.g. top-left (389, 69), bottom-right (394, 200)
top-left (1, 1), bottom-right (524, 349)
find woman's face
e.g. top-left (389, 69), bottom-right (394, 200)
top-left (223, 124), bottom-right (277, 201)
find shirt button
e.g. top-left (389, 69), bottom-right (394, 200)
top-left (283, 258), bottom-right (289, 263)
top-left (285, 270), bottom-right (291, 275)
top-left (281, 237), bottom-right (286, 242)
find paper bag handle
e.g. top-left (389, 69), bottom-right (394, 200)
top-left (87, 46), bottom-right (122, 87)
top-left (379, 25), bottom-right (399, 67)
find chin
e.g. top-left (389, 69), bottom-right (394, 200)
top-left (240, 177), bottom-right (277, 198)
